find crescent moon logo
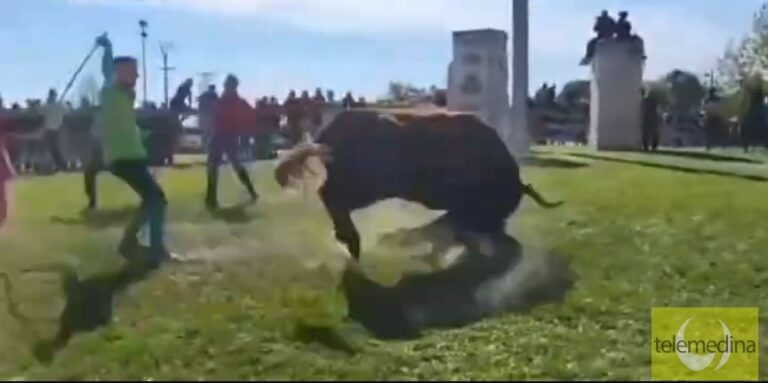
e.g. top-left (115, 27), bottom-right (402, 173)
top-left (714, 320), bottom-right (732, 371)
top-left (675, 316), bottom-right (732, 372)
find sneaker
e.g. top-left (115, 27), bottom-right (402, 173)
top-left (149, 248), bottom-right (185, 264)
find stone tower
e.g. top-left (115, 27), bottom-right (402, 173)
top-left (447, 29), bottom-right (513, 151)
top-left (588, 38), bottom-right (646, 150)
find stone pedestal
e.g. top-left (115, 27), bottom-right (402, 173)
top-left (447, 29), bottom-right (514, 152)
top-left (589, 38), bottom-right (645, 150)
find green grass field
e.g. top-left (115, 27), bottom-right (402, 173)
top-left (1, 146), bottom-right (767, 380)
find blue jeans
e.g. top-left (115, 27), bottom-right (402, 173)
top-left (109, 159), bottom-right (167, 259)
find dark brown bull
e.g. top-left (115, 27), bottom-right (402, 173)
top-left (275, 110), bottom-right (562, 260)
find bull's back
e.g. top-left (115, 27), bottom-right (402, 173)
top-left (315, 110), bottom-right (519, 209)
top-left (315, 111), bottom-right (404, 204)
top-left (400, 114), bottom-right (518, 184)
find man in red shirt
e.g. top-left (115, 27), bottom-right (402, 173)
top-left (206, 74), bottom-right (258, 211)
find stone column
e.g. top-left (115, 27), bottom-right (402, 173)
top-left (509, 0), bottom-right (530, 156)
top-left (588, 38), bottom-right (645, 150)
top-left (447, 29), bottom-right (511, 145)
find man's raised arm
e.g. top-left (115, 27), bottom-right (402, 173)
top-left (96, 33), bottom-right (114, 86)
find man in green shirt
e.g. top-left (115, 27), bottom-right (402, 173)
top-left (93, 33), bottom-right (174, 267)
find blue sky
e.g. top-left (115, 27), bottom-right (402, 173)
top-left (0, 0), bottom-right (763, 105)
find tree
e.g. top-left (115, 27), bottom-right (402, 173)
top-left (716, 3), bottom-right (768, 91)
top-left (662, 69), bottom-right (706, 116)
top-left (556, 80), bottom-right (590, 107)
top-left (747, 3), bottom-right (768, 76)
top-left (717, 37), bottom-right (755, 92)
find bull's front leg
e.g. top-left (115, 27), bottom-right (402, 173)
top-left (330, 209), bottom-right (361, 260)
top-left (320, 185), bottom-right (361, 260)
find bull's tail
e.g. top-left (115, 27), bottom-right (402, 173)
top-left (522, 183), bottom-right (564, 209)
top-left (274, 143), bottom-right (332, 189)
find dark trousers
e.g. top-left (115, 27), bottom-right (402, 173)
top-left (84, 146), bottom-right (104, 209)
top-left (642, 126), bottom-right (659, 152)
top-left (109, 159), bottom-right (167, 257)
top-left (45, 130), bottom-right (67, 171)
top-left (206, 133), bottom-right (257, 207)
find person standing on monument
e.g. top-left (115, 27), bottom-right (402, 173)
top-left (205, 74), bottom-right (259, 211)
top-left (595, 10), bottom-right (616, 39)
top-left (92, 33), bottom-right (176, 266)
top-left (581, 10), bottom-right (616, 65)
top-left (615, 11), bottom-right (632, 40)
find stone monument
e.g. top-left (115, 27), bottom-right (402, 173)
top-left (584, 11), bottom-right (646, 150)
top-left (447, 29), bottom-right (514, 152)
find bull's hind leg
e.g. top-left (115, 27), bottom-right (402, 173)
top-left (320, 185), bottom-right (361, 260)
top-left (448, 192), bottom-right (510, 258)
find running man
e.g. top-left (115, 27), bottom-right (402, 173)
top-left (93, 33), bottom-right (175, 267)
top-left (205, 74), bottom-right (258, 211)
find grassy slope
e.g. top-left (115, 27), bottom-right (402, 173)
top-left (0, 147), bottom-right (767, 380)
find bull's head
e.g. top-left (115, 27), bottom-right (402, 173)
top-left (274, 143), bottom-right (333, 190)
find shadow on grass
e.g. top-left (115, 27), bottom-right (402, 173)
top-left (170, 163), bottom-right (198, 170)
top-left (520, 156), bottom-right (590, 169)
top-left (208, 202), bottom-right (260, 224)
top-left (28, 252), bottom-right (161, 365)
top-left (340, 233), bottom-right (575, 340)
top-left (50, 207), bottom-right (137, 229)
top-left (567, 153), bottom-right (768, 182)
top-left (641, 149), bottom-right (764, 164)
top-left (292, 323), bottom-right (360, 355)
